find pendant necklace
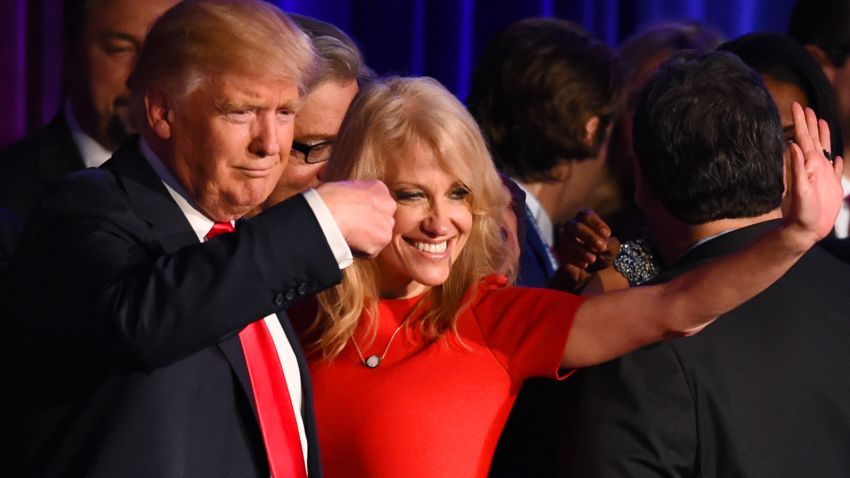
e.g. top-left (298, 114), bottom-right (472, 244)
top-left (351, 317), bottom-right (410, 368)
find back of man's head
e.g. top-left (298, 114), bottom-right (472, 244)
top-left (788, 0), bottom-right (850, 67)
top-left (128, 0), bottom-right (318, 129)
top-left (467, 18), bottom-right (624, 183)
top-left (633, 51), bottom-right (785, 225)
top-left (289, 13), bottom-right (372, 85)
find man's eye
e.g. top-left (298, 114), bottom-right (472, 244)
top-left (103, 42), bottom-right (136, 56)
top-left (225, 111), bottom-right (252, 122)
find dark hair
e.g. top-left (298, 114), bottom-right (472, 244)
top-left (788, 0), bottom-right (850, 66)
top-left (633, 51), bottom-right (784, 224)
top-left (467, 18), bottom-right (625, 182)
top-left (619, 20), bottom-right (724, 88)
top-left (63, 0), bottom-right (90, 46)
top-left (289, 13), bottom-right (374, 84)
top-left (719, 32), bottom-right (844, 157)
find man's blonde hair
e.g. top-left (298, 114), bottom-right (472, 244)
top-left (129, 0), bottom-right (318, 127)
top-left (313, 76), bottom-right (511, 359)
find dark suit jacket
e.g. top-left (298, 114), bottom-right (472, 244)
top-left (489, 205), bottom-right (560, 477)
top-left (0, 113), bottom-right (85, 219)
top-left (559, 220), bottom-right (850, 477)
top-left (3, 139), bottom-right (340, 477)
top-left (516, 206), bottom-right (556, 287)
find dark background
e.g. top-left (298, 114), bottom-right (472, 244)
top-left (1, 0), bottom-right (795, 147)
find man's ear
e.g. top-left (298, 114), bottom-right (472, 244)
top-left (804, 44), bottom-right (837, 83)
top-left (550, 161), bottom-right (573, 182)
top-left (145, 88), bottom-right (175, 140)
top-left (584, 115), bottom-right (600, 147)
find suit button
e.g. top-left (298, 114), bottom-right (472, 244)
top-left (273, 292), bottom-right (285, 306)
top-left (285, 289), bottom-right (296, 301)
top-left (297, 282), bottom-right (308, 295)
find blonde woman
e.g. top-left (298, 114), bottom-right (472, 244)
top-left (296, 76), bottom-right (841, 478)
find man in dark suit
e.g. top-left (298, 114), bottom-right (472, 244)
top-left (560, 51), bottom-right (850, 477)
top-left (2, 1), bottom-right (396, 477)
top-left (467, 18), bottom-right (624, 289)
top-left (466, 19), bottom-right (625, 477)
top-left (0, 0), bottom-right (179, 220)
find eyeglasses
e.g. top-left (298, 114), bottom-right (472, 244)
top-left (290, 140), bottom-right (334, 164)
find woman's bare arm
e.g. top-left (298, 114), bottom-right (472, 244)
top-left (562, 103), bottom-right (844, 368)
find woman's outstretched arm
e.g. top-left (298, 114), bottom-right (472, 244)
top-left (562, 103), bottom-right (844, 368)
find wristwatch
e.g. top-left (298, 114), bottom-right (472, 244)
top-left (613, 239), bottom-right (660, 286)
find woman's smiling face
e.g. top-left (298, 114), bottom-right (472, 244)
top-left (376, 141), bottom-right (473, 299)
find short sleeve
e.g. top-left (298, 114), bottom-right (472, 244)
top-left (471, 276), bottom-right (586, 382)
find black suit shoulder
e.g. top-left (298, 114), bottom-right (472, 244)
top-left (560, 226), bottom-right (850, 478)
top-left (0, 114), bottom-right (85, 218)
top-left (5, 142), bottom-right (338, 477)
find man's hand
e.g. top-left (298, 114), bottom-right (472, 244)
top-left (317, 180), bottom-right (396, 257)
top-left (556, 209), bottom-right (616, 271)
top-left (785, 102), bottom-right (845, 247)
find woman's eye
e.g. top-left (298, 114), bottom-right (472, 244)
top-left (395, 190), bottom-right (425, 201)
top-left (449, 187), bottom-right (471, 200)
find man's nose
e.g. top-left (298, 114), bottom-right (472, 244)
top-left (249, 113), bottom-right (281, 157)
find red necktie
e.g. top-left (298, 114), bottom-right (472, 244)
top-left (207, 222), bottom-right (308, 478)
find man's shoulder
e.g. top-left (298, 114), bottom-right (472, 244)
top-left (0, 115), bottom-right (85, 216)
top-left (0, 114), bottom-right (81, 169)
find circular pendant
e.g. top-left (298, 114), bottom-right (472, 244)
top-left (365, 355), bottom-right (381, 368)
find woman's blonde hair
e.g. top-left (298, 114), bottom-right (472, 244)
top-left (313, 76), bottom-right (511, 359)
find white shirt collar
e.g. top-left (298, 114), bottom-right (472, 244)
top-left (64, 100), bottom-right (113, 169)
top-left (680, 227), bottom-right (737, 259)
top-left (139, 138), bottom-right (225, 242)
top-left (514, 180), bottom-right (554, 247)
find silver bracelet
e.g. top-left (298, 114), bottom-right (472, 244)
top-left (613, 239), bottom-right (660, 286)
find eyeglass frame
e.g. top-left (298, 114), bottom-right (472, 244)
top-left (290, 140), bottom-right (335, 164)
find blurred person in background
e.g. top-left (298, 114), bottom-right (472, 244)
top-left (789, 0), bottom-right (850, 237)
top-left (0, 0), bottom-right (179, 220)
top-left (598, 21), bottom-right (724, 243)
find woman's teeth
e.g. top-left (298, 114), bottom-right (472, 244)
top-left (414, 241), bottom-right (447, 253)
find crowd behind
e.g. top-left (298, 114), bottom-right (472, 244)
top-left (1, 0), bottom-right (849, 477)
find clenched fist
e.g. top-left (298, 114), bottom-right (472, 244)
top-left (317, 180), bottom-right (397, 257)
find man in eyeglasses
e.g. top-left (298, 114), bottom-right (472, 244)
top-left (260, 14), bottom-right (372, 208)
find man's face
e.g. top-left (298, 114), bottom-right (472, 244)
top-left (164, 74), bottom-right (300, 221)
top-left (830, 60), bottom-right (850, 148)
top-left (264, 78), bottom-right (359, 206)
top-left (68, 0), bottom-right (178, 151)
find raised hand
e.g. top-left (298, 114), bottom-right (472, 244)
top-left (317, 180), bottom-right (396, 257)
top-left (785, 102), bottom-right (844, 246)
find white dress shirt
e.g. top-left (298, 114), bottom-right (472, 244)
top-left (834, 176), bottom-right (850, 239)
top-left (141, 139), bottom-right (353, 473)
top-left (64, 100), bottom-right (112, 169)
top-left (514, 179), bottom-right (559, 271)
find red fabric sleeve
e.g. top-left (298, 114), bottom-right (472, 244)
top-left (470, 275), bottom-right (586, 382)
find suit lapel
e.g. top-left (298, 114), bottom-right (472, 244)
top-left (104, 140), bottom-right (198, 254)
top-left (104, 140), bottom-right (260, 414)
top-left (105, 141), bottom-right (320, 474)
top-left (35, 114), bottom-right (86, 181)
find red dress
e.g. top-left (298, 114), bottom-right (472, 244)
top-left (308, 275), bottom-right (585, 478)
